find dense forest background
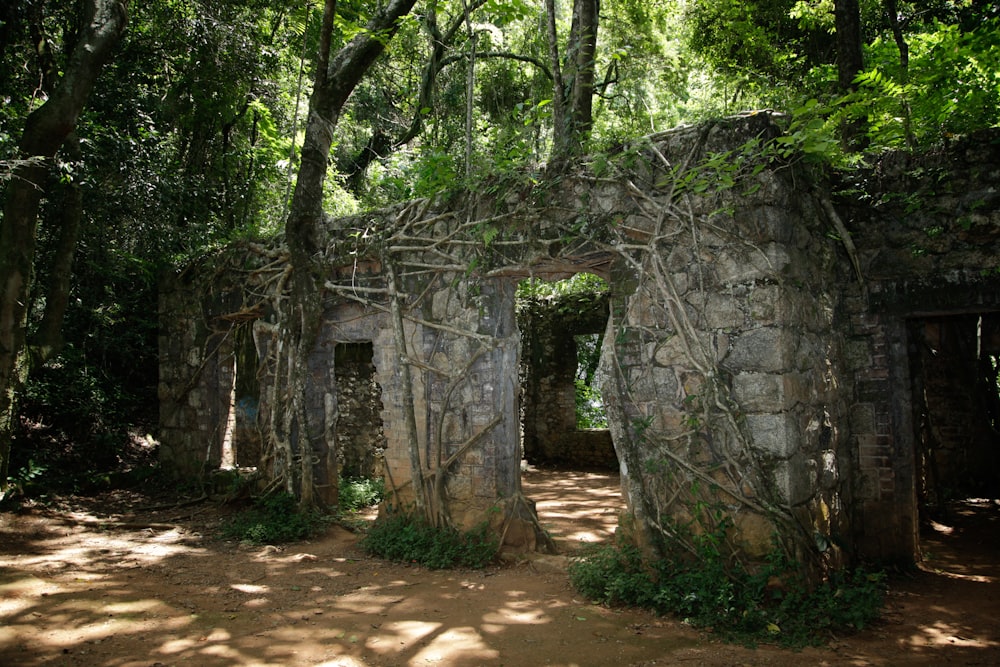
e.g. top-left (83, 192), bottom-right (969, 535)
top-left (1, 0), bottom-right (998, 500)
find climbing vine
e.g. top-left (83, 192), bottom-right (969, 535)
top-left (165, 114), bottom-right (846, 572)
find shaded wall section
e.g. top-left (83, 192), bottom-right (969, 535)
top-left (842, 128), bottom-right (1000, 562)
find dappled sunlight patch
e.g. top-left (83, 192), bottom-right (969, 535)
top-left (332, 586), bottom-right (416, 615)
top-left (520, 468), bottom-right (622, 552)
top-left (412, 626), bottom-right (500, 664)
top-left (905, 621), bottom-right (999, 649)
top-left (200, 627), bottom-right (233, 643)
top-left (377, 619), bottom-right (443, 650)
top-left (24, 605), bottom-right (192, 648)
top-left (482, 601), bottom-right (552, 626)
top-left (242, 596), bottom-right (270, 608)
top-left (157, 636), bottom-right (200, 655)
top-left (101, 598), bottom-right (166, 615)
top-left (315, 657), bottom-right (368, 667)
top-left (230, 582), bottom-right (269, 594)
top-left (920, 568), bottom-right (996, 584)
top-left (0, 575), bottom-right (60, 614)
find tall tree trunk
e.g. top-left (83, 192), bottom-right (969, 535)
top-left (884, 0), bottom-right (916, 149)
top-left (462, 1), bottom-right (477, 178)
top-left (544, 0), bottom-right (566, 156)
top-left (277, 0), bottom-right (418, 509)
top-left (30, 133), bottom-right (85, 365)
top-left (0, 0), bottom-right (128, 496)
top-left (549, 0), bottom-right (599, 163)
top-left (834, 0), bottom-right (866, 148)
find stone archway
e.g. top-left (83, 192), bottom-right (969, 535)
top-left (158, 117), bottom-right (1000, 575)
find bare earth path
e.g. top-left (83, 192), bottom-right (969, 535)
top-left (2, 468), bottom-right (999, 666)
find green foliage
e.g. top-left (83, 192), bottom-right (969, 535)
top-left (361, 512), bottom-right (498, 569)
top-left (767, 18), bottom-right (1000, 159)
top-left (683, 0), bottom-right (830, 85)
top-left (575, 379), bottom-right (608, 429)
top-left (516, 273), bottom-right (608, 300)
top-left (575, 331), bottom-right (608, 429)
top-left (221, 492), bottom-right (326, 545)
top-left (854, 19), bottom-right (1000, 147)
top-left (569, 534), bottom-right (885, 646)
top-left (2, 460), bottom-right (47, 502)
top-left (338, 475), bottom-right (385, 513)
top-left (769, 98), bottom-right (846, 165)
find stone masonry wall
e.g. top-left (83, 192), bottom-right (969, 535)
top-left (159, 118), bottom-right (1000, 567)
top-left (839, 129), bottom-right (1000, 562)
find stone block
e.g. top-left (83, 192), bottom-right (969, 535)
top-left (782, 372), bottom-right (815, 406)
top-left (733, 511), bottom-right (777, 559)
top-left (773, 454), bottom-right (817, 506)
top-left (649, 366), bottom-right (680, 403)
top-left (666, 246), bottom-right (693, 272)
top-left (732, 372), bottom-right (784, 412)
top-left (843, 338), bottom-right (873, 371)
top-left (724, 327), bottom-right (794, 373)
top-left (715, 243), bottom-right (790, 287)
top-left (699, 292), bottom-right (745, 329)
top-left (747, 284), bottom-right (782, 325)
top-left (746, 412), bottom-right (800, 459)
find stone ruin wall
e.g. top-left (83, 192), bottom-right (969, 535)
top-left (159, 116), bottom-right (1000, 568)
top-left (838, 130), bottom-right (1000, 562)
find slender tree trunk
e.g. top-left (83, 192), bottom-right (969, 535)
top-left (567, 0), bottom-right (598, 142)
top-left (462, 1), bottom-right (477, 178)
top-left (30, 133), bottom-right (85, 365)
top-left (834, 0), bottom-right (866, 148)
top-left (549, 0), bottom-right (599, 163)
top-left (544, 0), bottom-right (566, 158)
top-left (884, 0), bottom-right (916, 149)
top-left (0, 0), bottom-right (128, 495)
top-left (834, 0), bottom-right (864, 92)
top-left (277, 0), bottom-right (417, 509)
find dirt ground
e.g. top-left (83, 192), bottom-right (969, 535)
top-left (2, 467), bottom-right (1000, 667)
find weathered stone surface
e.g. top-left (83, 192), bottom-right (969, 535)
top-left (724, 327), bottom-right (795, 373)
top-left (159, 118), bottom-right (1000, 572)
top-left (746, 413), bottom-right (801, 459)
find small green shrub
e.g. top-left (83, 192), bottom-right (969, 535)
top-left (221, 492), bottom-right (325, 544)
top-left (338, 476), bottom-right (385, 512)
top-left (361, 512), bottom-right (498, 569)
top-left (569, 540), bottom-right (885, 647)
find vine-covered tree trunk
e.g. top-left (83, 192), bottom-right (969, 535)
top-left (0, 0), bottom-right (128, 496)
top-left (549, 0), bottom-right (599, 162)
top-left (275, 0), bottom-right (417, 509)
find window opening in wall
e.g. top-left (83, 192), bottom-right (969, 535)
top-left (574, 333), bottom-right (607, 429)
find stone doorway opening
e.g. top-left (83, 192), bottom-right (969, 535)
top-left (515, 273), bottom-right (620, 551)
top-left (334, 341), bottom-right (386, 480)
top-left (908, 312), bottom-right (1000, 558)
top-left (516, 274), bottom-right (617, 470)
top-left (220, 324), bottom-right (262, 473)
